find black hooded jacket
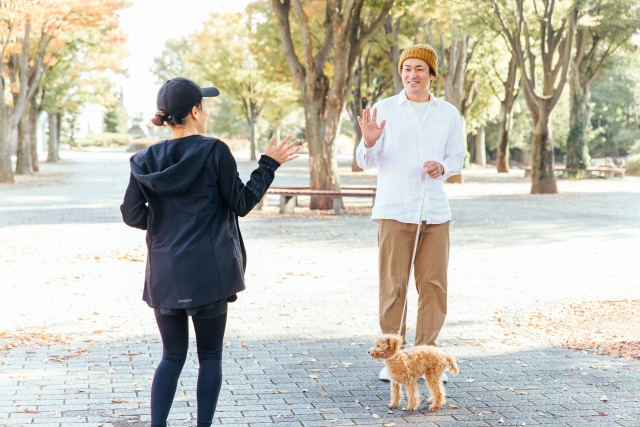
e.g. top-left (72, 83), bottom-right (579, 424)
top-left (120, 135), bottom-right (279, 309)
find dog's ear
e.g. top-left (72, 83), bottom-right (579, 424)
top-left (387, 335), bottom-right (401, 354)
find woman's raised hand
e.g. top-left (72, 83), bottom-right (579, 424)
top-left (357, 107), bottom-right (386, 148)
top-left (264, 135), bottom-right (301, 164)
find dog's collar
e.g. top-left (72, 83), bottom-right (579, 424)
top-left (385, 353), bottom-right (398, 361)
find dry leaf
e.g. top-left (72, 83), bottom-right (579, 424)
top-left (600, 395), bottom-right (608, 401)
top-left (22, 408), bottom-right (38, 413)
top-left (448, 404), bottom-right (458, 409)
top-left (372, 414), bottom-right (380, 418)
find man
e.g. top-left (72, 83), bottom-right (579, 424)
top-left (356, 44), bottom-right (465, 382)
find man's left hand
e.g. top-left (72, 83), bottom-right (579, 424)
top-left (423, 161), bottom-right (444, 178)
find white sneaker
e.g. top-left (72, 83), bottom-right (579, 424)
top-left (379, 366), bottom-right (390, 382)
top-left (441, 372), bottom-right (448, 383)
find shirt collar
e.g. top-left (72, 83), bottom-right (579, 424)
top-left (396, 89), bottom-right (440, 106)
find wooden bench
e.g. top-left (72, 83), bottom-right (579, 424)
top-left (523, 166), bottom-right (625, 178)
top-left (265, 186), bottom-right (376, 215)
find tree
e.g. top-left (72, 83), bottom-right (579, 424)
top-left (565, 0), bottom-right (640, 172)
top-left (272, 0), bottom-right (394, 209)
top-left (154, 4), bottom-right (296, 161)
top-left (104, 91), bottom-right (127, 133)
top-left (478, 37), bottom-right (520, 172)
top-left (0, 0), bottom-right (129, 180)
top-left (589, 54), bottom-right (640, 157)
top-left (491, 0), bottom-right (578, 194)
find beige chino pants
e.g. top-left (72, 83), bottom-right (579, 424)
top-left (378, 219), bottom-right (450, 346)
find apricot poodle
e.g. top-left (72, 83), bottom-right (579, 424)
top-left (368, 334), bottom-right (459, 412)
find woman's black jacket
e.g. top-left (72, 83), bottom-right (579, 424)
top-left (120, 135), bottom-right (279, 309)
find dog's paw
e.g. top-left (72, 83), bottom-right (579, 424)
top-left (427, 397), bottom-right (433, 404)
top-left (407, 404), bottom-right (419, 411)
top-left (428, 404), bottom-right (441, 412)
top-left (388, 402), bottom-right (400, 409)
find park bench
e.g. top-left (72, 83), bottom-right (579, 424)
top-left (523, 166), bottom-right (625, 178)
top-left (264, 186), bottom-right (376, 215)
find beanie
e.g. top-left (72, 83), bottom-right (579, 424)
top-left (398, 44), bottom-right (438, 79)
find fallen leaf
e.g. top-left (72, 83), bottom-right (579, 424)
top-left (600, 395), bottom-right (608, 402)
top-left (372, 414), bottom-right (380, 418)
top-left (448, 404), bottom-right (458, 409)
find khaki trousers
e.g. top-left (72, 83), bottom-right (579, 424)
top-left (378, 219), bottom-right (449, 346)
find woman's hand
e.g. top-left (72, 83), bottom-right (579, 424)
top-left (264, 135), bottom-right (301, 164)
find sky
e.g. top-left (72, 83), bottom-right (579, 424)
top-left (116, 0), bottom-right (251, 122)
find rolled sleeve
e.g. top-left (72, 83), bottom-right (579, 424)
top-left (440, 111), bottom-right (465, 180)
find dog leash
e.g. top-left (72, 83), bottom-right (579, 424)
top-left (396, 178), bottom-right (429, 336)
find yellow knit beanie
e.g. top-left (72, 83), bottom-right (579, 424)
top-left (398, 44), bottom-right (438, 79)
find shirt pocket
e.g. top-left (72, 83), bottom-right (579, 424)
top-left (429, 124), bottom-right (449, 158)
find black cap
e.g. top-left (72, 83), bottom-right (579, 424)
top-left (156, 77), bottom-right (219, 124)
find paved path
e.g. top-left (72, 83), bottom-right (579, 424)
top-left (1, 149), bottom-right (640, 427)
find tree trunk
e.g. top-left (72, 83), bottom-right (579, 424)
top-left (304, 101), bottom-right (340, 210)
top-left (530, 108), bottom-right (557, 194)
top-left (15, 107), bottom-right (32, 175)
top-left (249, 118), bottom-right (257, 161)
top-left (47, 113), bottom-right (58, 163)
top-left (55, 112), bottom-right (62, 160)
top-left (496, 103), bottom-right (512, 173)
top-left (29, 101), bottom-right (39, 172)
top-left (351, 119), bottom-right (363, 172)
top-left (566, 80), bottom-right (590, 171)
top-left (382, 16), bottom-right (403, 94)
top-left (0, 74), bottom-right (15, 183)
top-left (350, 54), bottom-right (364, 172)
top-left (474, 125), bottom-right (486, 166)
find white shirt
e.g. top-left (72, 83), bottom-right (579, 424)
top-left (356, 90), bottom-right (465, 224)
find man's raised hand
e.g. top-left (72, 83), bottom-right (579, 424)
top-left (357, 107), bottom-right (386, 148)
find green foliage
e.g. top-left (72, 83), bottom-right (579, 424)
top-left (627, 154), bottom-right (640, 175)
top-left (589, 53), bottom-right (640, 157)
top-left (209, 96), bottom-right (250, 139)
top-left (81, 132), bottom-right (132, 147)
top-left (104, 103), bottom-right (128, 134)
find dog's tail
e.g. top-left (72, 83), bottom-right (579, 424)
top-left (445, 354), bottom-right (459, 376)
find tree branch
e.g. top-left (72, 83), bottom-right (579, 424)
top-left (271, 0), bottom-right (306, 90)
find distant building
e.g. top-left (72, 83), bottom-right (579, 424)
top-left (127, 112), bottom-right (149, 139)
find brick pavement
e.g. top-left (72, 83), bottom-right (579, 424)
top-left (1, 149), bottom-right (639, 426)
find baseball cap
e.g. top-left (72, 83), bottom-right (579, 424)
top-left (156, 77), bottom-right (219, 124)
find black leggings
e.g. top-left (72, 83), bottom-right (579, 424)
top-left (151, 311), bottom-right (227, 427)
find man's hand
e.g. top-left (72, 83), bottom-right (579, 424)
top-left (357, 107), bottom-right (386, 148)
top-left (423, 161), bottom-right (444, 178)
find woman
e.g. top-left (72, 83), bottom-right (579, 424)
top-left (120, 77), bottom-right (300, 427)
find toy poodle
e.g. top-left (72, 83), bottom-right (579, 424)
top-left (368, 334), bottom-right (459, 411)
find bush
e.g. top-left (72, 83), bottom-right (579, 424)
top-left (627, 154), bottom-right (640, 176)
top-left (81, 132), bottom-right (132, 147)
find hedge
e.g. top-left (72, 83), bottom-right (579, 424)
top-left (627, 153), bottom-right (640, 176)
top-left (81, 132), bottom-right (132, 147)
